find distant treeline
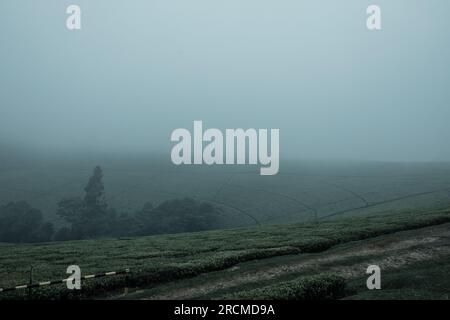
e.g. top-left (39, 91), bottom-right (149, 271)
top-left (0, 166), bottom-right (222, 243)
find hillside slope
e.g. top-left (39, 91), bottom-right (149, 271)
top-left (1, 208), bottom-right (450, 299)
top-left (117, 222), bottom-right (450, 300)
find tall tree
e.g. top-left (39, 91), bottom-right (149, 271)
top-left (84, 166), bottom-right (106, 209)
top-left (57, 166), bottom-right (112, 239)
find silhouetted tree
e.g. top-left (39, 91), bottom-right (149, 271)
top-left (134, 198), bottom-right (221, 235)
top-left (84, 166), bottom-right (106, 209)
top-left (56, 166), bottom-right (113, 239)
top-left (0, 201), bottom-right (54, 243)
top-left (55, 167), bottom-right (222, 240)
top-left (109, 211), bottom-right (139, 236)
top-left (54, 226), bottom-right (75, 241)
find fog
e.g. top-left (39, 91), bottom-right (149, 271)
top-left (1, 0), bottom-right (450, 162)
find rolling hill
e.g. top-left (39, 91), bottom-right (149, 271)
top-left (1, 207), bottom-right (450, 300)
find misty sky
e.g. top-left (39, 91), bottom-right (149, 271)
top-left (1, 0), bottom-right (450, 161)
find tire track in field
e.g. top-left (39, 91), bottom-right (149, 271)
top-left (321, 187), bottom-right (450, 219)
top-left (219, 183), bottom-right (318, 221)
top-left (327, 182), bottom-right (369, 206)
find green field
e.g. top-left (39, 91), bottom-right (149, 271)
top-left (2, 158), bottom-right (450, 229)
top-left (2, 157), bottom-right (450, 299)
top-left (1, 207), bottom-right (450, 299)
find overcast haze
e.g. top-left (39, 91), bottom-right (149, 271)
top-left (1, 0), bottom-right (450, 161)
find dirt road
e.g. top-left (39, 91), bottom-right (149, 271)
top-left (110, 222), bottom-right (450, 300)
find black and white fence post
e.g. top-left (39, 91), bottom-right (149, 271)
top-left (0, 268), bottom-right (131, 295)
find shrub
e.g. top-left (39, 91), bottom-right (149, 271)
top-left (224, 274), bottom-right (347, 300)
top-left (0, 201), bottom-right (54, 243)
